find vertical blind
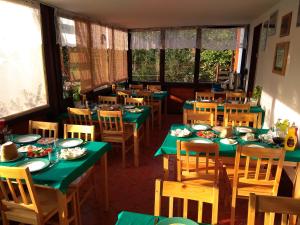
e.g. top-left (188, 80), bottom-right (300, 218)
top-left (58, 16), bottom-right (128, 92)
top-left (0, 0), bottom-right (48, 118)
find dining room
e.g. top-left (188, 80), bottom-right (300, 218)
top-left (0, 0), bottom-right (300, 224)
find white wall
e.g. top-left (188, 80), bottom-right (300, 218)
top-left (246, 0), bottom-right (300, 139)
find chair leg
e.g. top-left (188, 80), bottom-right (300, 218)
top-left (1, 211), bottom-right (9, 225)
top-left (72, 191), bottom-right (80, 225)
top-left (211, 188), bottom-right (219, 225)
top-left (151, 110), bottom-right (154, 130)
top-left (230, 192), bottom-right (237, 225)
top-left (122, 141), bottom-right (126, 168)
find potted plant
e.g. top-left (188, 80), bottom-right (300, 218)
top-left (250, 85), bottom-right (262, 106)
top-left (72, 85), bottom-right (81, 108)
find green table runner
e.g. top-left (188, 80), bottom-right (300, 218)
top-left (155, 124), bottom-right (300, 162)
top-left (183, 101), bottom-right (265, 127)
top-left (115, 211), bottom-right (206, 225)
top-left (112, 91), bottom-right (168, 101)
top-left (0, 141), bottom-right (111, 192)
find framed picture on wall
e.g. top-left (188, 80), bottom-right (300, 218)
top-left (268, 11), bottom-right (278, 36)
top-left (260, 20), bottom-right (269, 51)
top-left (280, 12), bottom-right (292, 37)
top-left (297, 0), bottom-right (300, 26)
top-left (272, 42), bottom-right (290, 75)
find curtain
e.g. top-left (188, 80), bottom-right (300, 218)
top-left (113, 29), bottom-right (128, 82)
top-left (0, 0), bottom-right (48, 118)
top-left (165, 29), bottom-right (197, 49)
top-left (201, 28), bottom-right (238, 50)
top-left (91, 24), bottom-right (112, 86)
top-left (57, 17), bottom-right (76, 47)
top-left (131, 31), bottom-right (160, 49)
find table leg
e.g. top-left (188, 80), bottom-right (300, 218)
top-left (183, 109), bottom-right (187, 124)
top-left (163, 155), bottom-right (169, 180)
top-left (134, 125), bottom-right (139, 167)
top-left (57, 190), bottom-right (68, 225)
top-left (257, 112), bottom-right (262, 129)
top-left (164, 96), bottom-right (167, 118)
top-left (146, 117), bottom-right (150, 146)
top-left (290, 163), bottom-right (300, 224)
top-left (159, 101), bottom-right (162, 129)
top-left (100, 153), bottom-right (109, 211)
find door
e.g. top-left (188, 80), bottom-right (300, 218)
top-left (247, 24), bottom-right (262, 96)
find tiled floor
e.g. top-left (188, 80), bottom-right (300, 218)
top-left (81, 114), bottom-right (289, 225)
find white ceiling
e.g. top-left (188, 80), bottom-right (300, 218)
top-left (41, 0), bottom-right (279, 29)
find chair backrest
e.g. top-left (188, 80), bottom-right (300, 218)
top-left (248, 193), bottom-right (300, 225)
top-left (124, 97), bottom-right (145, 106)
top-left (0, 166), bottom-right (42, 215)
top-left (68, 107), bottom-right (93, 125)
top-left (116, 90), bottom-right (132, 104)
top-left (129, 84), bottom-right (143, 90)
top-left (80, 94), bottom-right (87, 106)
top-left (227, 112), bottom-right (258, 128)
top-left (224, 103), bottom-right (250, 126)
top-left (63, 124), bottom-right (95, 141)
top-left (136, 90), bottom-right (153, 105)
top-left (147, 85), bottom-right (161, 91)
top-left (226, 92), bottom-right (246, 102)
top-left (192, 102), bottom-right (217, 126)
top-left (176, 140), bottom-right (219, 182)
top-left (233, 145), bottom-right (285, 196)
top-left (28, 120), bottom-right (58, 139)
top-left (98, 96), bottom-right (117, 105)
top-left (154, 179), bottom-right (216, 223)
top-left (97, 110), bottom-right (124, 136)
top-left (195, 92), bottom-right (215, 101)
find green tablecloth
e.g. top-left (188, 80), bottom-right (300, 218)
top-left (152, 91), bottom-right (168, 101)
top-left (183, 101), bottom-right (265, 127)
top-left (116, 211), bottom-right (206, 225)
top-left (0, 141), bottom-right (111, 193)
top-left (155, 124), bottom-right (300, 162)
top-left (60, 106), bottom-right (151, 130)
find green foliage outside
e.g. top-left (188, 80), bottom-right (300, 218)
top-left (200, 49), bottom-right (233, 81)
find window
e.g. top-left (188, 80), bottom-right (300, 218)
top-left (164, 29), bottom-right (196, 83)
top-left (113, 29), bottom-right (128, 82)
top-left (131, 31), bottom-right (160, 82)
top-left (0, 0), bottom-right (48, 118)
top-left (199, 28), bottom-right (244, 82)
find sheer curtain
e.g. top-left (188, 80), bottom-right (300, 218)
top-left (131, 31), bottom-right (161, 49)
top-left (113, 29), bottom-right (128, 82)
top-left (201, 28), bottom-right (238, 50)
top-left (165, 29), bottom-right (197, 49)
top-left (0, 0), bottom-right (48, 118)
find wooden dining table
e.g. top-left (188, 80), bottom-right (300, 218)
top-left (155, 124), bottom-right (300, 200)
top-left (0, 140), bottom-right (111, 225)
top-left (183, 100), bottom-right (265, 128)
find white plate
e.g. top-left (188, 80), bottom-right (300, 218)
top-left (191, 124), bottom-right (210, 131)
top-left (124, 105), bottom-right (135, 109)
top-left (247, 144), bottom-right (265, 148)
top-left (200, 99), bottom-right (211, 102)
top-left (220, 138), bottom-right (238, 145)
top-left (191, 139), bottom-right (213, 144)
top-left (13, 134), bottom-right (41, 144)
top-left (0, 152), bottom-right (23, 162)
top-left (170, 129), bottom-right (191, 138)
top-left (57, 139), bottom-right (83, 148)
top-left (236, 127), bottom-right (253, 133)
top-left (59, 148), bottom-right (87, 160)
top-left (15, 158), bottom-right (50, 172)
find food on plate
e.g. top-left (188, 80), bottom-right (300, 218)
top-left (196, 130), bottom-right (216, 139)
top-left (24, 145), bottom-right (52, 158)
top-left (212, 126), bottom-right (223, 133)
top-left (242, 133), bottom-right (256, 141)
top-left (59, 147), bottom-right (87, 160)
top-left (127, 108), bottom-right (143, 113)
top-left (1, 142), bottom-right (18, 161)
top-left (170, 128), bottom-right (191, 137)
top-left (219, 127), bottom-right (233, 138)
top-left (37, 137), bottom-right (55, 145)
top-left (221, 138), bottom-right (237, 145)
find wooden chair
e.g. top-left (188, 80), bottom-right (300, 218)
top-left (0, 166), bottom-right (78, 225)
top-left (129, 84), bottom-right (143, 90)
top-left (154, 179), bottom-right (218, 224)
top-left (224, 103), bottom-right (250, 126)
top-left (80, 94), bottom-right (87, 106)
top-left (28, 120), bottom-right (58, 139)
top-left (64, 124), bottom-right (95, 225)
top-left (195, 92), bottom-right (215, 101)
top-left (124, 97), bottom-right (145, 106)
top-left (230, 145), bottom-right (286, 225)
top-left (98, 96), bottom-right (117, 105)
top-left (68, 107), bottom-right (93, 125)
top-left (227, 112), bottom-right (259, 128)
top-left (226, 91), bottom-right (246, 103)
top-left (136, 90), bottom-right (161, 129)
top-left (192, 102), bottom-right (218, 126)
top-left (176, 140), bottom-right (220, 224)
top-left (97, 110), bottom-right (134, 167)
top-left (116, 90), bottom-right (132, 104)
top-left (147, 84), bottom-right (161, 91)
top-left (247, 193), bottom-right (300, 225)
